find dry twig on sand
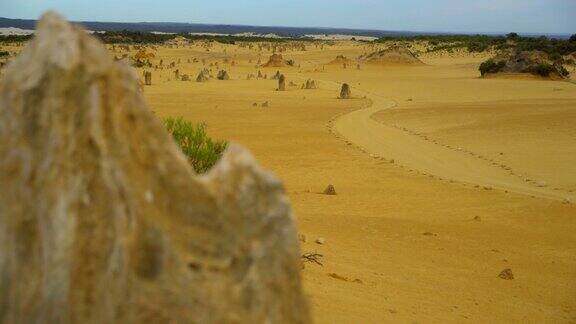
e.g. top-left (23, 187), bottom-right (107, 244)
top-left (302, 252), bottom-right (324, 266)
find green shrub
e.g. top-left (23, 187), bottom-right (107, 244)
top-left (163, 117), bottom-right (227, 174)
top-left (523, 63), bottom-right (568, 78)
top-left (506, 33), bottom-right (520, 41)
top-left (0, 34), bottom-right (33, 43)
top-left (495, 43), bottom-right (514, 51)
top-left (427, 42), bottom-right (464, 53)
top-left (375, 34), bottom-right (575, 56)
top-left (549, 52), bottom-right (562, 62)
top-left (467, 42), bottom-right (488, 53)
top-left (132, 59), bottom-right (147, 68)
top-left (0, 51), bottom-right (9, 57)
top-left (527, 63), bottom-right (555, 77)
top-left (94, 30), bottom-right (302, 44)
top-left (479, 59), bottom-right (506, 76)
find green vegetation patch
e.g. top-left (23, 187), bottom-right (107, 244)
top-left (0, 34), bottom-right (33, 43)
top-left (93, 30), bottom-right (309, 44)
top-left (376, 33), bottom-right (576, 57)
top-left (479, 59), bottom-right (507, 76)
top-left (163, 117), bottom-right (227, 174)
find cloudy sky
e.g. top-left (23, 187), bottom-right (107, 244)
top-left (1, 0), bottom-right (574, 34)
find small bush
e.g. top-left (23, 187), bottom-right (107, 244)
top-left (0, 51), bottom-right (9, 57)
top-left (163, 117), bottom-right (227, 173)
top-left (467, 42), bottom-right (488, 53)
top-left (527, 63), bottom-right (555, 77)
top-left (495, 43), bottom-right (514, 51)
top-left (427, 43), bottom-right (464, 53)
top-left (479, 59), bottom-right (506, 76)
top-left (506, 33), bottom-right (520, 41)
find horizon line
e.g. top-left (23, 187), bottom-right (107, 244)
top-left (0, 15), bottom-right (572, 37)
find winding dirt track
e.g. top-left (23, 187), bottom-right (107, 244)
top-left (332, 89), bottom-right (575, 202)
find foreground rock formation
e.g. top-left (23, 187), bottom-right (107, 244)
top-left (0, 12), bottom-right (309, 324)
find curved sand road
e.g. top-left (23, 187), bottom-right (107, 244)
top-left (331, 89), bottom-right (575, 202)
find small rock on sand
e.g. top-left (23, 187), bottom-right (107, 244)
top-left (498, 268), bottom-right (514, 280)
top-left (536, 181), bottom-right (547, 187)
top-left (316, 237), bottom-right (326, 245)
top-left (323, 185), bottom-right (337, 195)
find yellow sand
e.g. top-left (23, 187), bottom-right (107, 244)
top-left (135, 41), bottom-right (576, 323)
top-left (5, 39), bottom-right (574, 323)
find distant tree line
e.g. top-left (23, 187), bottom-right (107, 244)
top-left (183, 34), bottom-right (313, 44)
top-left (375, 33), bottom-right (576, 57)
top-left (0, 30), bottom-right (310, 45)
top-left (513, 35), bottom-right (576, 59)
top-left (91, 30), bottom-right (307, 45)
top-left (92, 30), bottom-right (175, 44)
top-left (0, 34), bottom-right (33, 43)
top-left (2, 29), bottom-right (575, 57)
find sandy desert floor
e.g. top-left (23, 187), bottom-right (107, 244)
top-left (131, 41), bottom-right (576, 323)
top-left (4, 39), bottom-right (574, 322)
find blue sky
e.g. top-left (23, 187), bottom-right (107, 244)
top-left (1, 0), bottom-right (575, 34)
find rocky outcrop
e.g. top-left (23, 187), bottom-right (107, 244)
top-left (217, 70), bottom-right (230, 80)
top-left (0, 12), bottom-right (309, 324)
top-left (263, 54), bottom-right (291, 68)
top-left (272, 70), bottom-right (282, 80)
top-left (304, 79), bottom-right (319, 90)
top-left (340, 83), bottom-right (351, 99)
top-left (278, 74), bottom-right (286, 91)
top-left (144, 71), bottom-right (152, 85)
top-left (196, 68), bottom-right (210, 82)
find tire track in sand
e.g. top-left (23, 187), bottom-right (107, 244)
top-left (328, 86), bottom-right (575, 203)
